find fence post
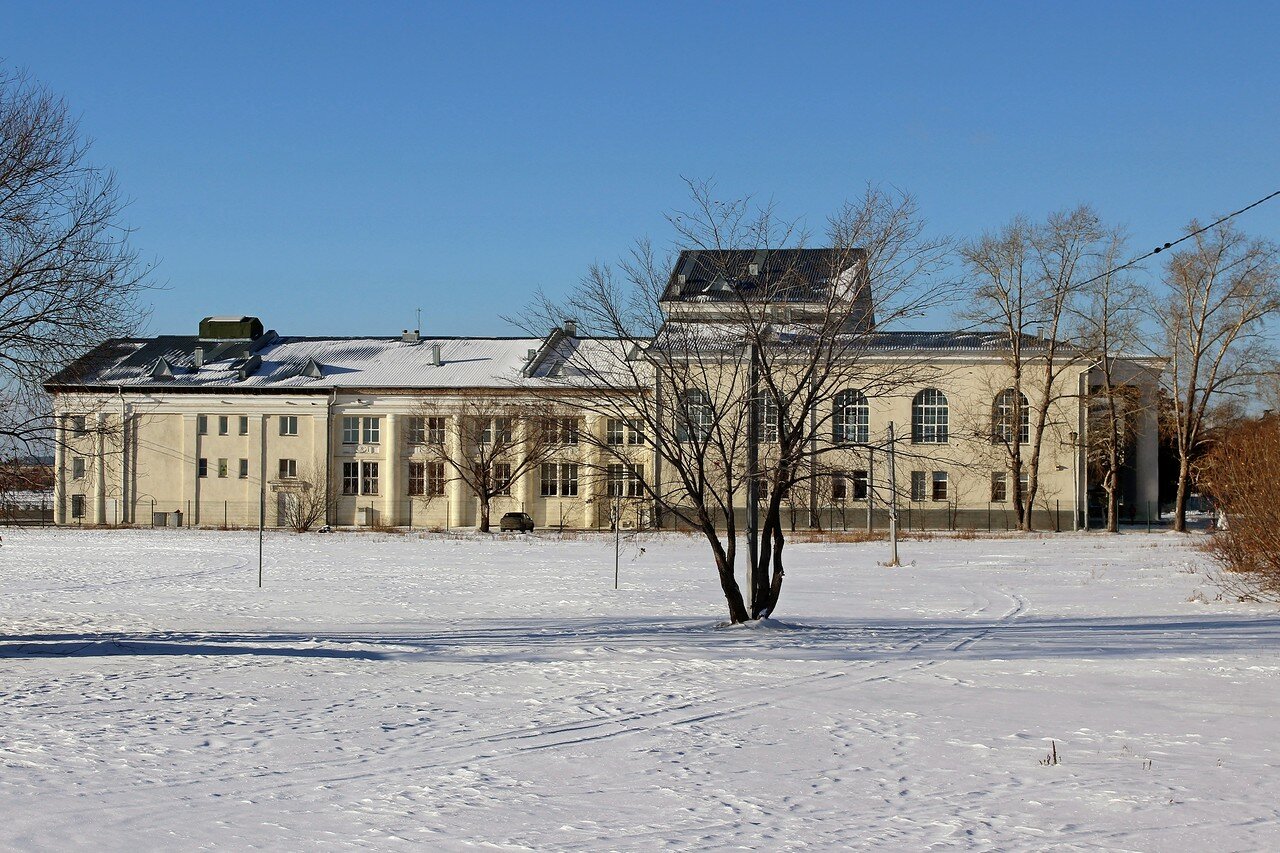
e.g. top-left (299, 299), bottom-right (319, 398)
top-left (1055, 500), bottom-right (1060, 533)
top-left (987, 502), bottom-right (991, 532)
top-left (151, 499), bottom-right (156, 527)
top-left (1147, 501), bottom-right (1152, 532)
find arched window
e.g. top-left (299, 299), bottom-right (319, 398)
top-left (911, 389), bottom-right (949, 443)
top-left (679, 389), bottom-right (712, 441)
top-left (992, 389), bottom-right (1029, 444)
top-left (832, 389), bottom-right (869, 444)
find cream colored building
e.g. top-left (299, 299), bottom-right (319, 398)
top-left (46, 259), bottom-right (1162, 532)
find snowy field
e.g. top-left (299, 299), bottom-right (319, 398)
top-left (1, 528), bottom-right (1277, 851)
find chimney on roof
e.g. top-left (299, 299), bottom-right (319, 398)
top-left (563, 319), bottom-right (577, 338)
top-left (193, 347), bottom-right (204, 369)
top-left (430, 343), bottom-right (442, 366)
top-left (402, 329), bottom-right (420, 343)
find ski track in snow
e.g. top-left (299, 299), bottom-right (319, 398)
top-left (0, 528), bottom-right (1278, 851)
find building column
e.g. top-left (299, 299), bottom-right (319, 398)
top-left (384, 413), bottom-right (401, 525)
top-left (93, 413), bottom-right (107, 524)
top-left (447, 412), bottom-right (467, 528)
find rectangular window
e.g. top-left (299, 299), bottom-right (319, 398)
top-left (852, 469), bottom-right (869, 501)
top-left (196, 414), bottom-right (208, 435)
top-left (606, 418), bottom-right (645, 445)
top-left (342, 461), bottom-right (359, 495)
top-left (278, 458), bottom-right (296, 480)
top-left (239, 458), bottom-right (249, 479)
top-left (239, 415), bottom-right (249, 435)
top-left (931, 471), bottom-right (948, 502)
top-left (606, 463), bottom-right (644, 498)
top-left (540, 463), bottom-right (578, 497)
top-left (831, 474), bottom-right (847, 502)
top-left (70, 415), bottom-right (87, 436)
top-left (544, 417), bottom-right (579, 446)
top-left (342, 416), bottom-right (360, 444)
top-left (991, 471), bottom-right (1007, 502)
top-left (218, 415), bottom-right (229, 435)
top-left (218, 458), bottom-right (229, 478)
top-left (480, 417), bottom-right (513, 446)
top-left (427, 416), bottom-right (446, 445)
top-left (910, 470), bottom-right (926, 502)
top-left (279, 416), bottom-right (298, 436)
top-left (427, 461), bottom-right (446, 496)
top-left (406, 417), bottom-right (426, 446)
top-left (71, 494), bottom-right (86, 518)
top-left (361, 461), bottom-right (379, 495)
top-left (492, 462), bottom-right (513, 496)
top-left (362, 417), bottom-right (380, 445)
top-left (198, 458), bottom-right (209, 478)
top-left (408, 461), bottom-right (425, 496)
top-left (72, 457), bottom-right (85, 480)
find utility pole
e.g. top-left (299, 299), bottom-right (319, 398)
top-left (866, 446), bottom-right (874, 534)
top-left (259, 414), bottom-right (266, 588)
top-left (886, 422), bottom-right (900, 567)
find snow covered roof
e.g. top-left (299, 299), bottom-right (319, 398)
top-left (47, 334), bottom-right (635, 393)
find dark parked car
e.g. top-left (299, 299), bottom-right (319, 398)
top-left (499, 511), bottom-right (535, 533)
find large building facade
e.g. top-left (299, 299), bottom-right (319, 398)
top-left (46, 254), bottom-right (1163, 531)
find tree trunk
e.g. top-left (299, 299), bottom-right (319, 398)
top-left (1105, 470), bottom-right (1119, 533)
top-left (1173, 455), bottom-right (1191, 533)
top-left (478, 498), bottom-right (491, 533)
top-left (706, 522), bottom-right (750, 623)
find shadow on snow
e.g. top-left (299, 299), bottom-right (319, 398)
top-left (3, 614), bottom-right (1279, 663)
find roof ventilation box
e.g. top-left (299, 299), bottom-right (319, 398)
top-left (200, 316), bottom-right (264, 340)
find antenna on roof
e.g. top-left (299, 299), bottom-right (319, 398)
top-left (416, 307), bottom-right (421, 332)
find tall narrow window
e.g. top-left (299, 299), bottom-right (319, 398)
top-left (239, 416), bottom-right (249, 435)
top-left (362, 417), bottom-right (380, 445)
top-left (492, 462), bottom-right (513, 496)
top-left (910, 470), bottom-right (926, 501)
top-left (991, 471), bottom-right (1007, 502)
top-left (239, 458), bottom-right (249, 479)
top-left (342, 461), bottom-right (359, 495)
top-left (911, 389), bottom-right (949, 444)
top-left (196, 414), bottom-right (208, 435)
top-left (679, 390), bottom-right (712, 441)
top-left (993, 389), bottom-right (1029, 444)
top-left (408, 461), bottom-right (425, 495)
top-left (72, 457), bottom-right (85, 480)
top-left (831, 474), bottom-right (848, 502)
top-left (851, 469), bottom-right (869, 501)
top-left (832, 389), bottom-right (869, 444)
top-left (426, 462), bottom-right (446, 496)
top-left (218, 416), bottom-right (229, 435)
top-left (756, 394), bottom-right (779, 443)
top-left (931, 470), bottom-right (948, 501)
top-left (361, 461), bottom-right (379, 494)
top-left (198, 458), bottom-right (209, 478)
top-left (71, 494), bottom-right (86, 518)
top-left (218, 458), bottom-right (229, 478)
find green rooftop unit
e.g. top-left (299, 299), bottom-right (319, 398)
top-left (199, 316), bottom-right (264, 340)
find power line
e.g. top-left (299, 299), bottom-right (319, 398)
top-left (1080, 188), bottom-right (1280, 288)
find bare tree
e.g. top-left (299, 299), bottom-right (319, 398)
top-left (1, 67), bottom-right (152, 459)
top-left (961, 207), bottom-right (1102, 530)
top-left (1152, 221), bottom-right (1280, 532)
top-left (517, 180), bottom-right (952, 623)
top-left (276, 464), bottom-right (336, 533)
top-left (1073, 229), bottom-right (1149, 532)
top-left (417, 397), bottom-right (555, 533)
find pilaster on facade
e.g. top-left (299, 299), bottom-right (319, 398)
top-left (93, 412), bottom-right (107, 525)
top-left (384, 413), bottom-right (401, 525)
top-left (447, 412), bottom-right (467, 528)
top-left (53, 415), bottom-right (67, 525)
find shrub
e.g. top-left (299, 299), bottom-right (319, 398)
top-left (1201, 417), bottom-right (1280, 600)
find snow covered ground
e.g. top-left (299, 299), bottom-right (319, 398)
top-left (1, 528), bottom-right (1277, 851)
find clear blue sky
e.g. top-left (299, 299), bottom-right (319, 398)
top-left (7, 1), bottom-right (1279, 337)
